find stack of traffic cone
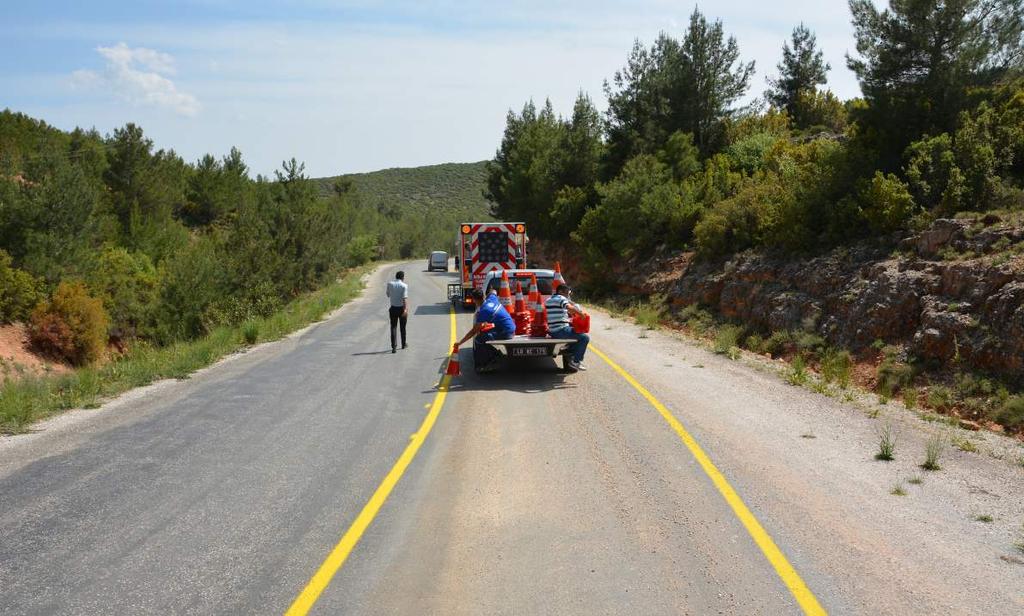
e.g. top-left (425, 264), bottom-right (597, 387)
top-left (498, 270), bottom-right (513, 310)
top-left (529, 274), bottom-right (548, 337)
top-left (445, 344), bottom-right (461, 376)
top-left (553, 261), bottom-right (566, 289)
top-left (512, 279), bottom-right (532, 335)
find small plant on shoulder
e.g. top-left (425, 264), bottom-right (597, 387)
top-left (903, 387), bottom-right (919, 410)
top-left (631, 293), bottom-right (667, 330)
top-left (876, 347), bottom-right (914, 401)
top-left (800, 432), bottom-right (816, 439)
top-left (890, 482), bottom-right (907, 496)
top-left (679, 303), bottom-right (714, 336)
top-left (951, 435), bottom-right (979, 453)
top-left (972, 514), bottom-right (994, 523)
top-left (921, 431), bottom-right (945, 471)
top-left (242, 320), bottom-right (260, 345)
top-left (787, 354), bottom-right (809, 386)
top-left (713, 324), bottom-right (743, 359)
top-left (995, 395), bottom-right (1024, 433)
top-left (875, 423), bottom-right (897, 461)
top-left (820, 348), bottom-right (852, 389)
top-left (927, 385), bottom-right (955, 412)
top-left (907, 476), bottom-right (923, 485)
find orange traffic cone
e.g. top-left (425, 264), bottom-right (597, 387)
top-left (513, 279), bottom-right (532, 335)
top-left (527, 273), bottom-right (540, 307)
top-left (553, 261), bottom-right (566, 288)
top-left (531, 301), bottom-right (548, 337)
top-left (530, 274), bottom-right (548, 337)
top-left (446, 344), bottom-right (461, 376)
top-left (498, 270), bottom-right (513, 309)
top-left (513, 279), bottom-right (528, 314)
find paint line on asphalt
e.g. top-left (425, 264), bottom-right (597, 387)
top-left (590, 344), bottom-right (827, 616)
top-left (284, 306), bottom-right (457, 616)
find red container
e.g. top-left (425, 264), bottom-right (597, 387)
top-left (571, 313), bottom-right (590, 334)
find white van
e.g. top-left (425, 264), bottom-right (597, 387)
top-left (427, 251), bottom-right (448, 272)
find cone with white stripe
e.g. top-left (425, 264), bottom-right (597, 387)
top-left (498, 270), bottom-right (513, 309)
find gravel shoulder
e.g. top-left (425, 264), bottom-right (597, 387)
top-left (583, 307), bottom-right (1024, 614)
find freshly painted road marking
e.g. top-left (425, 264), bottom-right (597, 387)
top-left (590, 344), bottom-right (827, 616)
top-left (285, 306), bottom-right (457, 616)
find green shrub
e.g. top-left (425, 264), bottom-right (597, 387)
top-left (861, 171), bottom-right (918, 234)
top-left (632, 294), bottom-right (666, 329)
top-left (345, 234), bottom-right (378, 266)
top-left (693, 181), bottom-right (774, 258)
top-left (996, 396), bottom-right (1024, 431)
top-left (714, 325), bottom-right (743, 356)
top-left (820, 348), bottom-right (853, 388)
top-left (678, 304), bottom-right (714, 334)
top-left (29, 281), bottom-right (109, 365)
top-left (155, 239), bottom-right (227, 342)
top-left (927, 385), bottom-right (955, 412)
top-left (787, 355), bottom-right (808, 386)
top-left (242, 320), bottom-right (260, 345)
top-left (0, 249), bottom-right (41, 323)
top-left (764, 330), bottom-right (793, 357)
top-left (86, 246), bottom-right (159, 339)
top-left (876, 357), bottom-right (914, 395)
top-left (744, 333), bottom-right (766, 354)
top-left (793, 331), bottom-right (826, 358)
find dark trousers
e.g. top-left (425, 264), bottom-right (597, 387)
top-left (389, 306), bottom-right (407, 349)
top-left (473, 328), bottom-right (514, 368)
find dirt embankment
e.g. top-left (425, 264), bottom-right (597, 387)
top-left (0, 323), bottom-right (68, 386)
top-left (533, 217), bottom-right (1024, 382)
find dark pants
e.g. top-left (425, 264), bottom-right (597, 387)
top-left (389, 306), bottom-right (407, 349)
top-left (474, 328), bottom-right (514, 368)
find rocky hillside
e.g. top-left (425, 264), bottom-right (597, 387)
top-left (535, 214), bottom-right (1024, 432)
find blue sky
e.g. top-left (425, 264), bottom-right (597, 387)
top-left (1, 1), bottom-right (864, 177)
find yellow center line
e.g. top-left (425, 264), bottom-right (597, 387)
top-left (284, 306), bottom-right (457, 616)
top-left (589, 344), bottom-right (827, 616)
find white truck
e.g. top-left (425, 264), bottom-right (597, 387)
top-left (447, 222), bottom-right (527, 310)
top-left (476, 269), bottom-right (582, 374)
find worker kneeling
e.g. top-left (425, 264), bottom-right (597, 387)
top-left (546, 284), bottom-right (589, 371)
top-left (454, 287), bottom-right (516, 371)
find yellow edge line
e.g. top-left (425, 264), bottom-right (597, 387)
top-left (589, 344), bottom-right (827, 616)
top-left (284, 307), bottom-right (457, 616)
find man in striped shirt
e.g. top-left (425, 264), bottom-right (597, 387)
top-left (546, 284), bottom-right (589, 371)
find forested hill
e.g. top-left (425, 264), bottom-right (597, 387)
top-left (316, 161), bottom-right (491, 219)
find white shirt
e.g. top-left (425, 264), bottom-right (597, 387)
top-left (386, 280), bottom-right (408, 308)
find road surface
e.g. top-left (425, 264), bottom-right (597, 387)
top-left (1, 263), bottom-right (1022, 615)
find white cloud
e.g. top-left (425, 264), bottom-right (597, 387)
top-left (72, 42), bottom-right (200, 116)
top-left (98, 42), bottom-right (178, 75)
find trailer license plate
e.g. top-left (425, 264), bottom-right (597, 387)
top-left (510, 346), bottom-right (548, 357)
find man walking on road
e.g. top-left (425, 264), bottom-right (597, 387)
top-left (546, 284), bottom-right (589, 371)
top-left (386, 271), bottom-right (409, 353)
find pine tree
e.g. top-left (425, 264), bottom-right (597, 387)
top-left (765, 24), bottom-right (830, 125)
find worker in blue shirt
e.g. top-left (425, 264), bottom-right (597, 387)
top-left (454, 287), bottom-right (515, 371)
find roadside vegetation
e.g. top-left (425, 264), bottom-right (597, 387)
top-left (484, 2), bottom-right (1024, 432)
top-left (0, 267), bottom-right (367, 433)
top-left (0, 109), bottom-right (483, 429)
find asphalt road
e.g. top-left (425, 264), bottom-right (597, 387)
top-left (1, 262), bottom-right (1022, 615)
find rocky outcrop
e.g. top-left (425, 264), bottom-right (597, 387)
top-left (533, 219), bottom-right (1024, 378)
